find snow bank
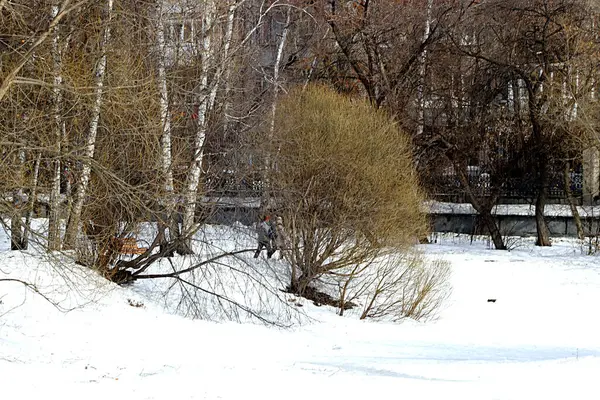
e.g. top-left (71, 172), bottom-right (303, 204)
top-left (427, 200), bottom-right (600, 217)
top-left (1, 225), bottom-right (600, 399)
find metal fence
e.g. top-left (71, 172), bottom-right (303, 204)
top-left (203, 166), bottom-right (585, 204)
top-left (205, 171), bottom-right (264, 197)
top-left (426, 167), bottom-right (583, 203)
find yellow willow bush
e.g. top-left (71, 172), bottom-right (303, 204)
top-left (265, 85), bottom-right (428, 295)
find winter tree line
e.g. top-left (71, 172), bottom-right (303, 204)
top-left (1, 0), bottom-right (600, 320)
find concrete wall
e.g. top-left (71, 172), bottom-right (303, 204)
top-left (431, 213), bottom-right (600, 237)
top-left (26, 196), bottom-right (599, 237)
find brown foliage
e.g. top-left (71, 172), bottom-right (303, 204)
top-left (265, 85), bottom-right (427, 294)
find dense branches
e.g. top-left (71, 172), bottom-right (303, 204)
top-left (2, 0), bottom-right (600, 321)
top-left (263, 85), bottom-right (427, 294)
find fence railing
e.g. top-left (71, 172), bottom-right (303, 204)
top-left (424, 168), bottom-right (583, 202)
top-left (203, 167), bottom-right (585, 204)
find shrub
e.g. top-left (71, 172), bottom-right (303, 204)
top-left (265, 85), bottom-right (428, 295)
top-left (357, 252), bottom-right (451, 321)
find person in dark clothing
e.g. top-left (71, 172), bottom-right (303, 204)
top-left (254, 215), bottom-right (275, 258)
top-left (273, 216), bottom-right (289, 259)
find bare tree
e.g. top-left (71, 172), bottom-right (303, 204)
top-left (0, 0), bottom-right (89, 103)
top-left (445, 0), bottom-right (594, 246)
top-left (323, 0), bottom-right (456, 113)
top-left (178, 0), bottom-right (217, 253)
top-left (154, 0), bottom-right (178, 255)
top-left (47, 3), bottom-right (69, 251)
top-left (64, 0), bottom-right (114, 248)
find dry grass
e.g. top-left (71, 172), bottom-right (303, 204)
top-left (352, 251), bottom-right (451, 322)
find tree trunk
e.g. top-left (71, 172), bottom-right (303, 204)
top-left (180, 0), bottom-right (223, 253)
top-left (415, 0), bottom-right (433, 136)
top-left (535, 161), bottom-right (552, 246)
top-left (181, 1), bottom-right (238, 247)
top-left (48, 4), bottom-right (65, 251)
top-left (155, 1), bottom-right (176, 256)
top-left (262, 6), bottom-right (292, 210)
top-left (454, 161), bottom-right (506, 249)
top-left (63, 0), bottom-right (113, 248)
top-left (23, 154), bottom-right (41, 250)
top-left (10, 204), bottom-right (25, 250)
top-left (564, 161), bottom-right (584, 240)
top-left (524, 71), bottom-right (552, 247)
top-left (289, 274), bottom-right (310, 296)
top-left (479, 209), bottom-right (506, 250)
top-left (11, 150), bottom-right (27, 250)
top-left (268, 6), bottom-right (291, 141)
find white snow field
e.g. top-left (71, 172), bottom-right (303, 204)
top-left (1, 224), bottom-right (599, 400)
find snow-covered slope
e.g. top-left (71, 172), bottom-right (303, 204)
top-left (1, 226), bottom-right (599, 400)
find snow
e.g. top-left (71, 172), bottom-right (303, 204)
top-left (1, 224), bottom-right (600, 399)
top-left (427, 200), bottom-right (600, 217)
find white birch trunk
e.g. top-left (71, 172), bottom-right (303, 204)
top-left (155, 2), bottom-right (179, 251)
top-left (269, 7), bottom-right (292, 140)
top-left (219, 2), bottom-right (238, 148)
top-left (417, 0), bottom-right (433, 135)
top-left (262, 6), bottom-right (291, 209)
top-left (222, 68), bottom-right (234, 136)
top-left (181, 0), bottom-right (217, 241)
top-left (208, 1), bottom-right (237, 112)
top-left (64, 0), bottom-right (113, 247)
top-left (303, 55), bottom-right (319, 90)
top-left (572, 70), bottom-right (579, 120)
top-left (592, 18), bottom-right (596, 100)
top-left (48, 4), bottom-right (64, 251)
top-left (221, 0), bottom-right (273, 137)
top-left (156, 3), bottom-right (174, 202)
top-left (416, 0), bottom-right (433, 136)
top-left (562, 70), bottom-right (568, 118)
top-left (507, 80), bottom-right (514, 113)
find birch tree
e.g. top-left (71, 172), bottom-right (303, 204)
top-left (268, 6), bottom-right (291, 139)
top-left (179, 0), bottom-right (244, 252)
top-left (220, 1), bottom-right (238, 138)
top-left (415, 0), bottom-right (433, 136)
top-left (155, 0), bottom-right (177, 253)
top-left (63, 0), bottom-right (113, 248)
top-left (47, 3), bottom-right (67, 251)
top-left (178, 0), bottom-right (217, 253)
top-left (260, 5), bottom-right (292, 208)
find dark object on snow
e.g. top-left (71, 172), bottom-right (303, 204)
top-left (283, 285), bottom-right (357, 310)
top-left (487, 299), bottom-right (497, 303)
top-left (254, 215), bottom-right (275, 258)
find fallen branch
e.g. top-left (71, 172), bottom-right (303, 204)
top-left (0, 278), bottom-right (68, 314)
top-left (171, 275), bottom-right (291, 327)
top-left (132, 248), bottom-right (257, 280)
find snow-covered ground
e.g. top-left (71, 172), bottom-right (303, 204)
top-left (427, 200), bottom-right (600, 217)
top-left (1, 225), bottom-right (599, 400)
